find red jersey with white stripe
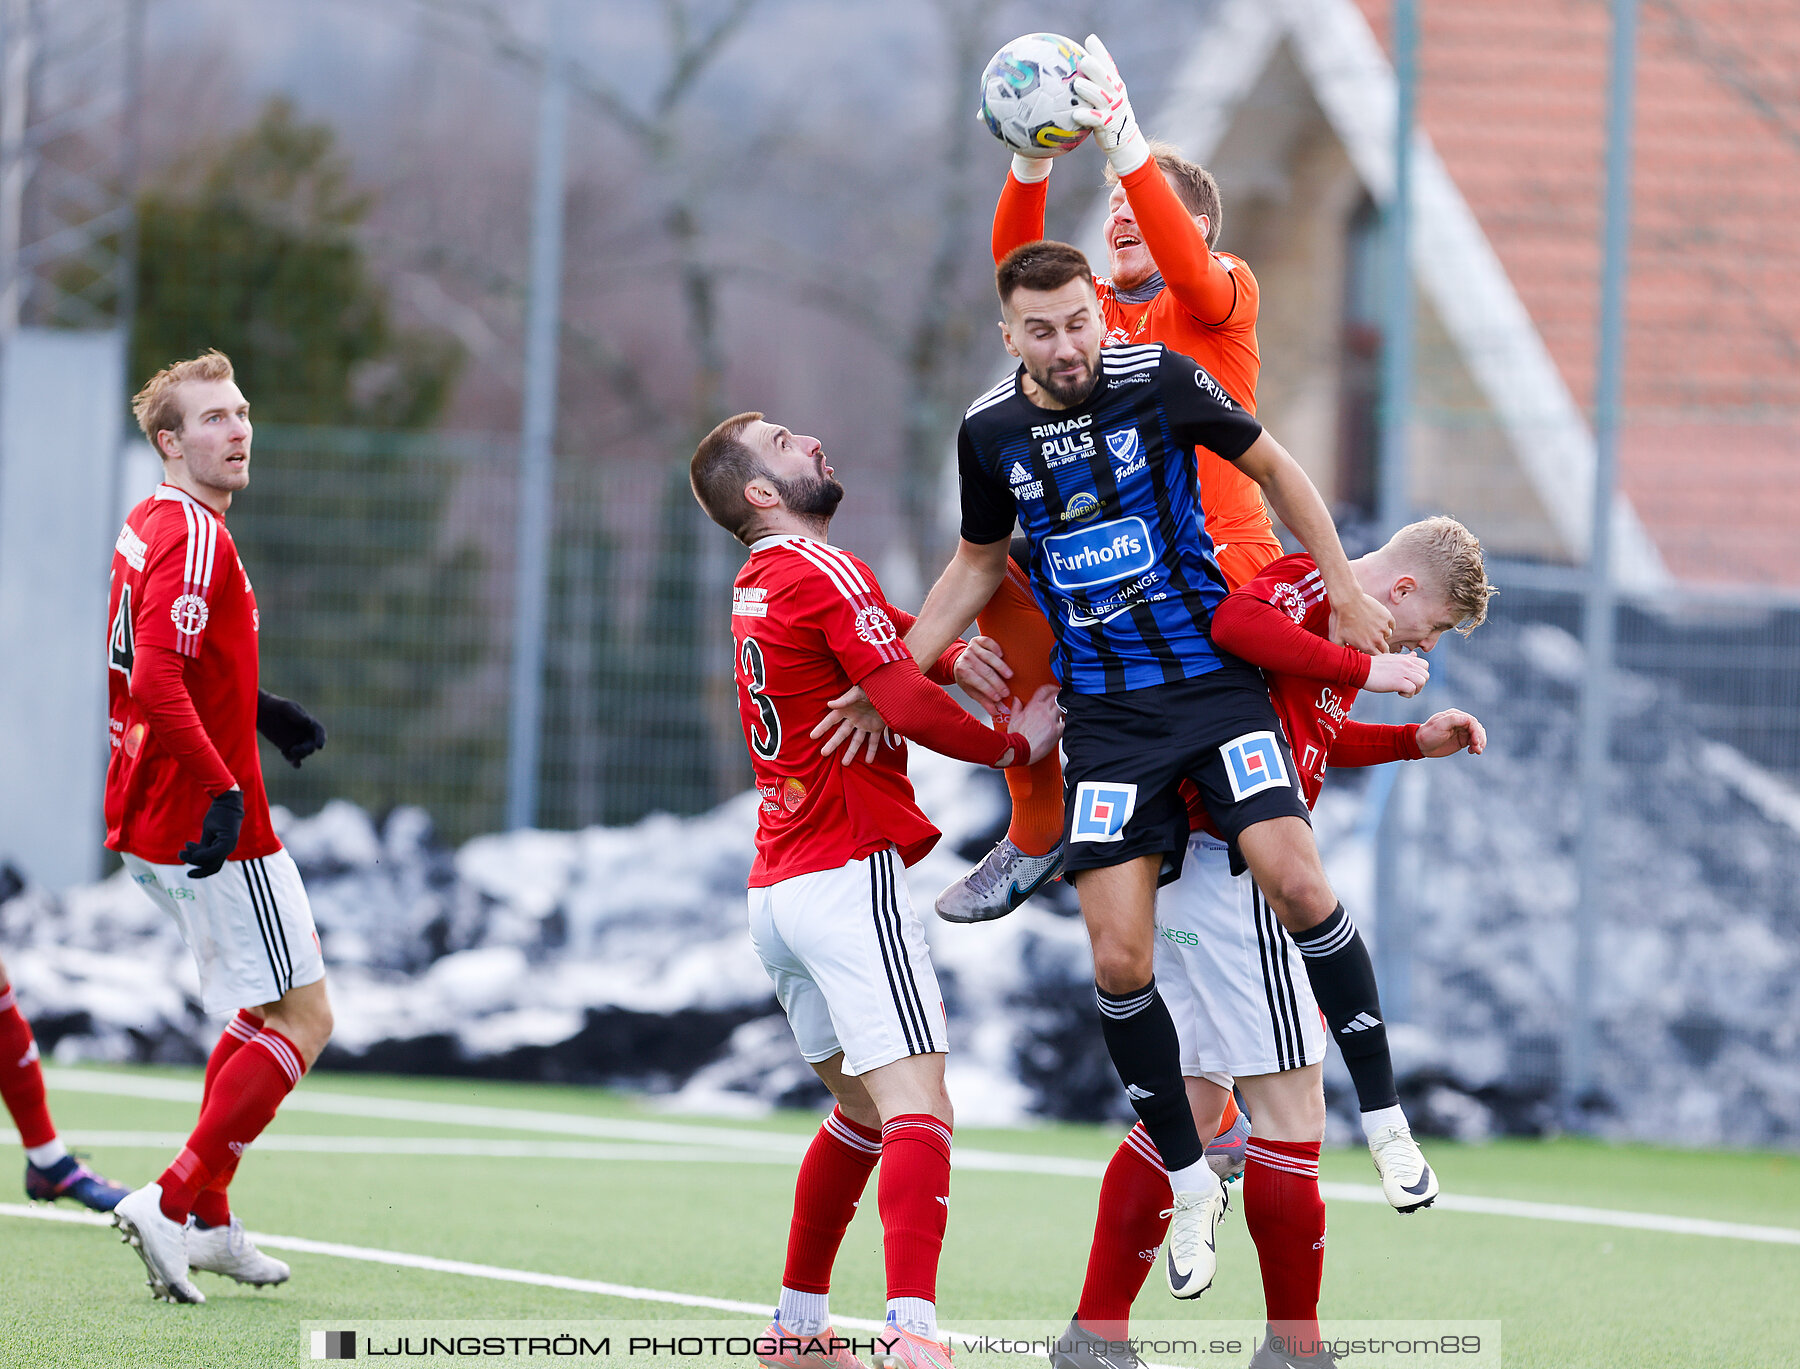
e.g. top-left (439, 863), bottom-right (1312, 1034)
top-left (1241, 554), bottom-right (1348, 808)
top-left (733, 535), bottom-right (940, 886)
top-left (104, 484), bottom-right (279, 864)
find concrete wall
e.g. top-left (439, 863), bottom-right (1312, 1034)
top-left (0, 328), bottom-right (126, 889)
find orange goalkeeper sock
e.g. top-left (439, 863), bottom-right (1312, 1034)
top-left (976, 562), bottom-right (1065, 856)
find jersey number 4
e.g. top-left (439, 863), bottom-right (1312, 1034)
top-left (740, 636), bottom-right (782, 760)
top-left (109, 586), bottom-right (135, 676)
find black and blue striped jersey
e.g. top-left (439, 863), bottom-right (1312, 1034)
top-left (957, 343), bottom-right (1264, 694)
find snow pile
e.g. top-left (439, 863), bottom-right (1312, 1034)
top-left (3, 617), bottom-right (1796, 1145)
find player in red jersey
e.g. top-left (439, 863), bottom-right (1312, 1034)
top-left (941, 34), bottom-right (1303, 925)
top-left (0, 957), bottom-right (130, 1209)
top-left (1052, 518), bottom-right (1493, 1369)
top-left (104, 351), bottom-right (332, 1305)
top-left (691, 412), bottom-right (1060, 1369)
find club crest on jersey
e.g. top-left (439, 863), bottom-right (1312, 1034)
top-left (1071, 781), bottom-right (1137, 843)
top-left (1221, 731), bottom-right (1292, 801)
top-left (854, 606), bottom-right (898, 646)
top-left (170, 593), bottom-right (209, 636)
top-left (1270, 581), bottom-right (1308, 624)
top-left (1106, 426), bottom-right (1146, 482)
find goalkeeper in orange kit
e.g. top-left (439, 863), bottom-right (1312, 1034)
top-left (937, 34), bottom-right (1288, 926)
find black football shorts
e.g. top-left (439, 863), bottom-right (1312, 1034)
top-left (1059, 663), bottom-right (1310, 885)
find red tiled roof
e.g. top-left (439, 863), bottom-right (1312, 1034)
top-left (1357, 0), bottom-right (1800, 584)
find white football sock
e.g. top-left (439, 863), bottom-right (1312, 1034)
top-left (776, 1288), bottom-right (829, 1337)
top-left (26, 1138), bottom-right (68, 1168)
top-left (1361, 1104), bottom-right (1408, 1139)
top-left (1166, 1157), bottom-right (1219, 1194)
top-left (887, 1298), bottom-right (937, 1339)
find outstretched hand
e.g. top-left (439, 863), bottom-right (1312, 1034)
top-left (953, 635), bottom-right (1013, 717)
top-left (1416, 708), bottom-right (1486, 757)
top-left (1364, 651), bottom-right (1430, 697)
top-left (1069, 34), bottom-right (1149, 174)
top-left (1007, 683), bottom-right (1064, 766)
top-left (812, 685), bottom-right (888, 766)
top-left (1330, 591), bottom-right (1394, 656)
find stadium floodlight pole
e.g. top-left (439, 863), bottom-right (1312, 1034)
top-left (1566, 0), bottom-right (1639, 1129)
top-left (1372, 0), bottom-right (1418, 1024)
top-left (504, 0), bottom-right (570, 832)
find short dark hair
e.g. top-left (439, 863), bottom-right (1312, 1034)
top-left (1104, 140), bottom-right (1224, 249)
top-left (996, 239), bottom-right (1095, 309)
top-left (690, 411), bottom-right (767, 545)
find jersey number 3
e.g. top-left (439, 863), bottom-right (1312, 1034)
top-left (109, 586), bottom-right (135, 676)
top-left (740, 636), bottom-right (781, 761)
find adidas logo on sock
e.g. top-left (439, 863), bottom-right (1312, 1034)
top-left (1125, 1084), bottom-right (1155, 1101)
top-left (1339, 1012), bottom-right (1383, 1034)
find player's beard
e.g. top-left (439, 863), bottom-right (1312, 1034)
top-left (1030, 353), bottom-right (1098, 407)
top-left (772, 470), bottom-right (845, 522)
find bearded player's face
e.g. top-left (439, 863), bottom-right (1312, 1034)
top-left (747, 420), bottom-right (845, 521)
top-left (1002, 279), bottom-right (1104, 408)
top-left (165, 379), bottom-right (253, 496)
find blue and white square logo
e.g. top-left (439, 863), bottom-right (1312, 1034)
top-left (1070, 781), bottom-right (1138, 843)
top-left (1220, 731), bottom-right (1291, 801)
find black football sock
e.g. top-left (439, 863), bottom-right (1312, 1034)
top-left (1095, 979), bottom-right (1205, 1174)
top-left (1290, 904), bottom-right (1400, 1112)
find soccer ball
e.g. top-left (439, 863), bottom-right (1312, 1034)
top-left (979, 32), bottom-right (1090, 158)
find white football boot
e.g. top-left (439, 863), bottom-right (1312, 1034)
top-left (1162, 1170), bottom-right (1228, 1298)
top-left (187, 1216), bottom-right (291, 1287)
top-left (935, 838), bottom-right (1063, 923)
top-left (113, 1183), bottom-right (205, 1304)
top-left (1367, 1120), bottom-right (1439, 1212)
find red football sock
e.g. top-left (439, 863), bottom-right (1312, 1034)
top-left (190, 1010), bottom-right (264, 1229)
top-left (0, 986), bottom-right (56, 1150)
top-left (1075, 1124), bottom-right (1171, 1339)
top-left (878, 1114), bottom-right (952, 1302)
top-left (1244, 1137), bottom-right (1326, 1354)
top-left (158, 1027), bottom-right (303, 1224)
top-left (783, 1107), bottom-right (883, 1293)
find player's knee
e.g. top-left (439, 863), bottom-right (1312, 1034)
top-left (1258, 870), bottom-right (1336, 932)
top-left (1091, 945), bottom-right (1154, 996)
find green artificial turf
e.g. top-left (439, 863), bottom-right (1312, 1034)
top-left (3, 1067), bottom-right (1796, 1368)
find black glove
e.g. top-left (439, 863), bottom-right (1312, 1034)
top-left (257, 690), bottom-right (326, 767)
top-left (181, 789), bottom-right (244, 879)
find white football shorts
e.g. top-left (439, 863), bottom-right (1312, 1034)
top-left (122, 847), bottom-right (326, 1015)
top-left (1155, 832), bottom-right (1326, 1081)
top-left (748, 846), bottom-right (948, 1076)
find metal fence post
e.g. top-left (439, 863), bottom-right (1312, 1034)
top-left (1372, 0), bottom-right (1417, 1022)
top-left (1566, 0), bottom-right (1639, 1126)
top-left (504, 0), bottom-right (569, 832)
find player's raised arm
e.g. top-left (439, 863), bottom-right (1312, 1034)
top-left (1074, 35), bottom-right (1238, 326)
top-left (1229, 432), bottom-right (1393, 654)
top-left (906, 423), bottom-right (1018, 664)
top-left (993, 155), bottom-right (1053, 263)
top-left (1211, 590), bottom-right (1429, 696)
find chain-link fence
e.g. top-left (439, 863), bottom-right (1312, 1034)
top-left (233, 426), bottom-right (747, 845)
top-left (1349, 566), bottom-right (1800, 1144)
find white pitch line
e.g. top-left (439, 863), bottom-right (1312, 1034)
top-left (39, 1070), bottom-right (1800, 1246)
top-left (0, 1202), bottom-right (889, 1331)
